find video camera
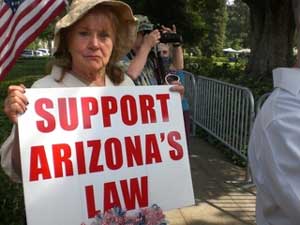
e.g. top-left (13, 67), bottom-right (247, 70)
top-left (143, 25), bottom-right (183, 44)
top-left (160, 32), bottom-right (183, 44)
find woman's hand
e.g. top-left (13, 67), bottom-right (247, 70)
top-left (4, 84), bottom-right (28, 123)
top-left (161, 24), bottom-right (177, 34)
top-left (169, 81), bottom-right (184, 98)
top-left (143, 29), bottom-right (161, 49)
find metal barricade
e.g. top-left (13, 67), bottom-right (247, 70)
top-left (193, 75), bottom-right (255, 160)
top-left (256, 92), bottom-right (271, 114)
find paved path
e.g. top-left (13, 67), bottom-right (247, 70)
top-left (165, 136), bottom-right (256, 225)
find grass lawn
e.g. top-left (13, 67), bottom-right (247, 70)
top-left (0, 57), bottom-right (49, 225)
top-left (4, 57), bottom-right (49, 80)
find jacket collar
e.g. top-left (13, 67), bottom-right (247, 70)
top-left (273, 67), bottom-right (300, 95)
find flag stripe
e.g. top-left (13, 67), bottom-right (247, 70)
top-left (0, 11), bottom-right (12, 36)
top-left (0, 0), bottom-right (42, 54)
top-left (0, 3), bottom-right (9, 17)
top-left (0, 4), bottom-right (11, 28)
top-left (0, 0), bottom-right (66, 80)
top-left (0, 3), bottom-right (65, 80)
top-left (0, 0), bottom-right (50, 59)
top-left (0, 0), bottom-right (61, 65)
top-left (0, 0), bottom-right (37, 42)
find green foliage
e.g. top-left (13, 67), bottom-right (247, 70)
top-left (195, 0), bottom-right (228, 56)
top-left (123, 0), bottom-right (229, 52)
top-left (0, 59), bottom-right (47, 225)
top-left (27, 39), bottom-right (40, 50)
top-left (124, 0), bottom-right (205, 45)
top-left (5, 58), bottom-right (48, 81)
top-left (120, 0), bottom-right (250, 58)
top-left (185, 55), bottom-right (273, 99)
top-left (0, 173), bottom-right (25, 225)
top-left (225, 0), bottom-right (250, 49)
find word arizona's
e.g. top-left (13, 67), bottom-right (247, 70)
top-left (29, 131), bottom-right (183, 182)
top-left (35, 94), bottom-right (171, 132)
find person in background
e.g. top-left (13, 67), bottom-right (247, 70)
top-left (119, 15), bottom-right (184, 85)
top-left (248, 6), bottom-right (300, 224)
top-left (158, 42), bottom-right (184, 73)
top-left (0, 0), bottom-right (184, 183)
top-left (118, 15), bottom-right (188, 144)
top-left (159, 42), bottom-right (190, 145)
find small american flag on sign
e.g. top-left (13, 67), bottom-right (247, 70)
top-left (0, 0), bottom-right (67, 81)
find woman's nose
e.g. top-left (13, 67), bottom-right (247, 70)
top-left (88, 35), bottom-right (100, 49)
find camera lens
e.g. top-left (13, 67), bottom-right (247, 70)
top-left (165, 73), bottom-right (180, 84)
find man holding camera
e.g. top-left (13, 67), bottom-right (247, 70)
top-left (119, 15), bottom-right (184, 85)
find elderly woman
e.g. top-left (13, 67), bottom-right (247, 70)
top-left (1, 0), bottom-right (183, 183)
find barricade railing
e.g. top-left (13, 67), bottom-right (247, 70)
top-left (256, 92), bottom-right (271, 113)
top-left (192, 75), bottom-right (255, 161)
top-left (181, 72), bottom-right (273, 185)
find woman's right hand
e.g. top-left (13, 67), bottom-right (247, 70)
top-left (4, 84), bottom-right (28, 123)
top-left (143, 29), bottom-right (161, 49)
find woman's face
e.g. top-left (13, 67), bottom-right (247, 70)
top-left (67, 11), bottom-right (115, 76)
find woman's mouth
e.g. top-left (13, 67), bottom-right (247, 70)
top-left (85, 55), bottom-right (100, 59)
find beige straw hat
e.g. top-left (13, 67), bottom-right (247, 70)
top-left (53, 0), bottom-right (137, 61)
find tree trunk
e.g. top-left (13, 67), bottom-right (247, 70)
top-left (47, 38), bottom-right (52, 55)
top-left (244, 0), bottom-right (295, 78)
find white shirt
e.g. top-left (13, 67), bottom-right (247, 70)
top-left (0, 66), bottom-right (134, 182)
top-left (249, 67), bottom-right (300, 225)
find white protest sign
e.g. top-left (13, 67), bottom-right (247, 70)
top-left (18, 86), bottom-right (194, 225)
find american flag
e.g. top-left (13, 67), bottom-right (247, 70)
top-left (0, 0), bottom-right (67, 81)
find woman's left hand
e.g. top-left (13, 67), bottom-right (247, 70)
top-left (169, 81), bottom-right (184, 98)
top-left (161, 25), bottom-right (176, 34)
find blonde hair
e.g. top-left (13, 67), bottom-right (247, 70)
top-left (49, 5), bottom-right (125, 84)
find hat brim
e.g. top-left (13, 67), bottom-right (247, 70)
top-left (54, 0), bottom-right (137, 61)
top-left (138, 26), bottom-right (153, 33)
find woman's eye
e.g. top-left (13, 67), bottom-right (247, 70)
top-left (79, 31), bottom-right (89, 36)
top-left (98, 31), bottom-right (110, 39)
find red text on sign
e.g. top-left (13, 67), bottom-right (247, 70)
top-left (85, 176), bottom-right (148, 218)
top-left (28, 131), bottom-right (182, 182)
top-left (35, 94), bottom-right (170, 133)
